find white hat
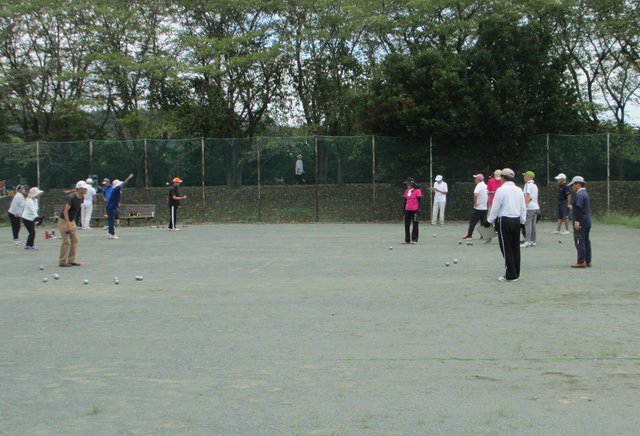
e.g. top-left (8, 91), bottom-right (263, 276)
top-left (112, 179), bottom-right (123, 188)
top-left (554, 173), bottom-right (567, 180)
top-left (501, 168), bottom-right (515, 178)
top-left (75, 180), bottom-right (88, 189)
top-left (86, 178), bottom-right (94, 184)
top-left (435, 175), bottom-right (443, 181)
top-left (569, 175), bottom-right (585, 185)
top-left (28, 187), bottom-right (44, 198)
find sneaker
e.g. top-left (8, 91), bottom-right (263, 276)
top-left (530, 242), bottom-right (536, 247)
top-left (520, 242), bottom-right (531, 248)
top-left (13, 239), bottom-right (20, 245)
top-left (29, 246), bottom-right (40, 251)
top-left (561, 230), bottom-right (570, 235)
top-left (70, 263), bottom-right (82, 266)
top-left (498, 276), bottom-right (519, 282)
top-left (462, 236), bottom-right (473, 240)
top-left (24, 246), bottom-right (31, 251)
top-left (552, 230), bottom-right (561, 234)
top-left (59, 263), bottom-right (72, 267)
top-left (410, 241), bottom-right (417, 245)
top-left (107, 234), bottom-right (120, 239)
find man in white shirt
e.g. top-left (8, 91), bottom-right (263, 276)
top-left (431, 175), bottom-right (448, 226)
top-left (81, 178), bottom-right (97, 229)
top-left (484, 168), bottom-right (527, 282)
top-left (521, 171), bottom-right (540, 247)
top-left (462, 174), bottom-right (488, 240)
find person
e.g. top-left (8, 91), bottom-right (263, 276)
top-left (168, 177), bottom-right (187, 231)
top-left (81, 178), bottom-right (97, 230)
top-left (22, 187), bottom-right (44, 251)
top-left (521, 170), bottom-right (540, 247)
top-left (402, 177), bottom-right (422, 244)
top-left (58, 180), bottom-right (87, 267)
top-left (295, 154), bottom-right (305, 184)
top-left (431, 175), bottom-right (448, 226)
top-left (569, 176), bottom-right (592, 268)
top-left (106, 174), bottom-right (134, 239)
top-left (486, 169), bottom-right (502, 214)
top-left (101, 178), bottom-right (114, 229)
top-left (484, 168), bottom-right (526, 282)
top-left (462, 174), bottom-right (488, 240)
top-left (8, 184), bottom-right (28, 245)
top-left (553, 173), bottom-right (572, 235)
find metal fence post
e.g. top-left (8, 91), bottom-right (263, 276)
top-left (314, 135), bottom-right (319, 222)
top-left (606, 132), bottom-right (610, 214)
top-left (372, 135), bottom-right (376, 220)
top-left (89, 139), bottom-right (93, 176)
top-left (36, 141), bottom-right (40, 187)
top-left (201, 137), bottom-right (206, 222)
top-left (257, 137), bottom-right (262, 222)
top-left (546, 134), bottom-right (550, 215)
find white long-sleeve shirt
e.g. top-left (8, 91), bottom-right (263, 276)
top-left (22, 198), bottom-right (39, 221)
top-left (487, 181), bottom-right (526, 224)
top-left (8, 193), bottom-right (26, 216)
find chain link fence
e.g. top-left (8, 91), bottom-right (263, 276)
top-left (1, 134), bottom-right (639, 222)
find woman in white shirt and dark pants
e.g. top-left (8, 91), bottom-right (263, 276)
top-left (22, 187), bottom-right (44, 251)
top-left (7, 184), bottom-right (28, 244)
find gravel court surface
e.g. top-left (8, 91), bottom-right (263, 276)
top-left (1, 222), bottom-right (639, 435)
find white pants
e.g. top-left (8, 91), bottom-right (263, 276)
top-left (81, 203), bottom-right (93, 229)
top-left (432, 201), bottom-right (446, 225)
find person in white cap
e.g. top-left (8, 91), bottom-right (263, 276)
top-left (80, 178), bottom-right (97, 230)
top-left (462, 174), bottom-right (488, 240)
top-left (521, 170), bottom-right (540, 247)
top-left (553, 173), bottom-right (572, 235)
top-left (58, 180), bottom-right (87, 267)
top-left (569, 176), bottom-right (592, 268)
top-left (22, 187), bottom-right (44, 250)
top-left (484, 168), bottom-right (526, 282)
top-left (431, 175), bottom-right (448, 226)
top-left (106, 173), bottom-right (134, 239)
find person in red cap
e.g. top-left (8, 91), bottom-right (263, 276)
top-left (462, 174), bottom-right (488, 240)
top-left (168, 177), bottom-right (187, 230)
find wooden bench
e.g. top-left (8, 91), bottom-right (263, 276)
top-left (52, 203), bottom-right (156, 226)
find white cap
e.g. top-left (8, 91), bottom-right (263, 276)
top-left (554, 173), bottom-right (567, 180)
top-left (86, 178), bottom-right (94, 184)
top-left (28, 187), bottom-right (44, 198)
top-left (112, 179), bottom-right (123, 188)
top-left (75, 180), bottom-right (88, 189)
top-left (435, 175), bottom-right (443, 181)
top-left (569, 175), bottom-right (585, 185)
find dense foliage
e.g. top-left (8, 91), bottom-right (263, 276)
top-left (1, 0), bottom-right (639, 182)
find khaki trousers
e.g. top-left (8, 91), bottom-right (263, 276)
top-left (58, 220), bottom-right (79, 265)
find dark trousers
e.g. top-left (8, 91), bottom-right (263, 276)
top-left (496, 217), bottom-right (521, 280)
top-left (404, 210), bottom-right (419, 243)
top-left (574, 225), bottom-right (592, 264)
top-left (107, 205), bottom-right (118, 235)
top-left (466, 209), bottom-right (487, 237)
top-left (22, 218), bottom-right (36, 247)
top-left (8, 212), bottom-right (21, 239)
top-left (169, 205), bottom-right (178, 229)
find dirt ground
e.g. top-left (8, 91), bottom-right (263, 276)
top-left (1, 222), bottom-right (639, 435)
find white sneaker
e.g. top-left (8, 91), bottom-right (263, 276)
top-left (520, 242), bottom-right (531, 247)
top-left (498, 276), bottom-right (519, 282)
top-left (561, 230), bottom-right (570, 235)
top-left (552, 230), bottom-right (561, 234)
top-left (530, 242), bottom-right (536, 247)
top-left (108, 234), bottom-right (120, 239)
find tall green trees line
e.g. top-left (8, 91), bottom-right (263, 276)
top-left (1, 1), bottom-right (638, 152)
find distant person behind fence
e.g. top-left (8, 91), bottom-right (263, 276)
top-left (295, 154), bottom-right (305, 184)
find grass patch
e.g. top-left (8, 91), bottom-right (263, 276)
top-left (87, 405), bottom-right (102, 416)
top-left (594, 213), bottom-right (640, 229)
